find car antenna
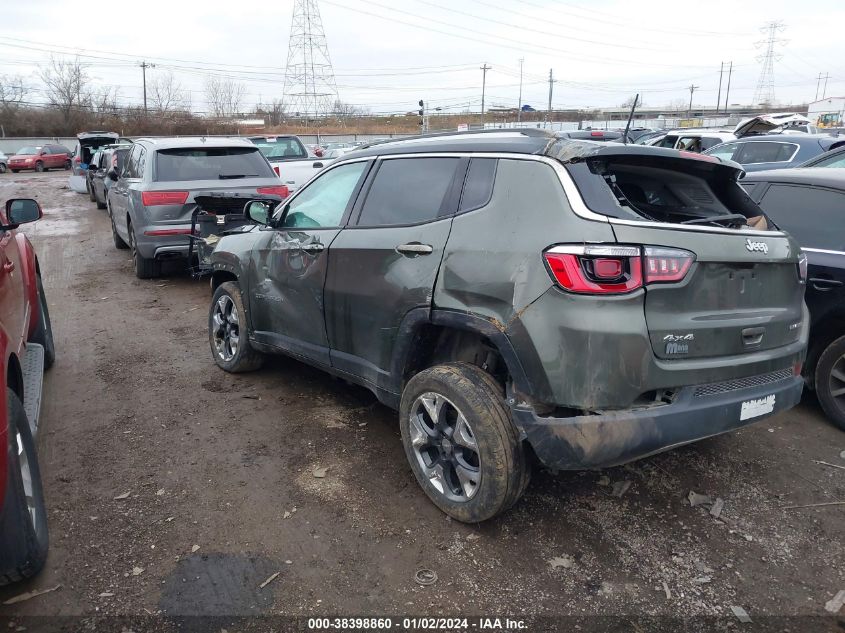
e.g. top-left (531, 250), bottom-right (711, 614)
top-left (623, 94), bottom-right (639, 145)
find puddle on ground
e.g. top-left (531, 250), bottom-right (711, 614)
top-left (23, 208), bottom-right (83, 237)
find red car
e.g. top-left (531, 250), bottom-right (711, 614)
top-left (8, 145), bottom-right (71, 173)
top-left (0, 197), bottom-right (54, 585)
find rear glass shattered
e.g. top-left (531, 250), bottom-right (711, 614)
top-left (561, 150), bottom-right (772, 230)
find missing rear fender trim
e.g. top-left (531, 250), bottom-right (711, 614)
top-left (531, 389), bottom-right (677, 419)
top-left (565, 156), bottom-right (771, 229)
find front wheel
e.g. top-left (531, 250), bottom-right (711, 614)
top-left (34, 162), bottom-right (44, 173)
top-left (815, 335), bottom-right (845, 431)
top-left (209, 282), bottom-right (264, 372)
top-left (28, 275), bottom-right (55, 370)
top-left (399, 363), bottom-right (530, 522)
top-left (87, 180), bottom-right (96, 202)
top-left (64, 160), bottom-right (71, 170)
top-left (0, 389), bottom-right (49, 585)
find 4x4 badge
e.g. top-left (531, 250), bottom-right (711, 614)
top-left (745, 238), bottom-right (768, 254)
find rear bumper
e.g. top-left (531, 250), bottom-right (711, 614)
top-left (134, 224), bottom-right (192, 259)
top-left (512, 373), bottom-right (803, 470)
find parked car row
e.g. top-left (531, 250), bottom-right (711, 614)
top-left (71, 127), bottom-right (845, 526)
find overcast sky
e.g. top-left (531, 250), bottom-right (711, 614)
top-left (1, 0), bottom-right (843, 115)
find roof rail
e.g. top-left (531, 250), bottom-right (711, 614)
top-left (357, 127), bottom-right (555, 149)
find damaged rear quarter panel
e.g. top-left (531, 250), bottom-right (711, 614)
top-left (434, 157), bottom-right (619, 402)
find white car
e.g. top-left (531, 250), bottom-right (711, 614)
top-left (649, 130), bottom-right (737, 153)
top-left (0, 151), bottom-right (8, 174)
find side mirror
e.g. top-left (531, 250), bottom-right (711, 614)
top-left (5, 199), bottom-right (42, 228)
top-left (244, 200), bottom-right (271, 226)
top-left (107, 169), bottom-right (119, 181)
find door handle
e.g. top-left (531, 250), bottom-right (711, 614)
top-left (3, 261), bottom-right (14, 273)
top-left (300, 243), bottom-right (325, 253)
top-left (396, 243), bottom-right (433, 256)
top-left (741, 326), bottom-right (765, 347)
top-left (810, 277), bottom-right (843, 291)
top-left (312, 162), bottom-right (324, 168)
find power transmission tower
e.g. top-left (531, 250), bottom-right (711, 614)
top-left (816, 72), bottom-right (830, 100)
top-left (282, 0), bottom-right (340, 124)
top-left (752, 21), bottom-right (786, 107)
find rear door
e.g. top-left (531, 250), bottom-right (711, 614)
top-left (753, 182), bottom-right (845, 326)
top-left (324, 156), bottom-right (465, 386)
top-left (584, 157), bottom-right (804, 361)
top-left (247, 160), bottom-right (371, 366)
top-left (110, 144), bottom-right (143, 239)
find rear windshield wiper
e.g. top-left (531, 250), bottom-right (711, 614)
top-left (680, 214), bottom-right (748, 226)
top-left (218, 173), bottom-right (259, 180)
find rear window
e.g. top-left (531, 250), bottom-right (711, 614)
top-left (564, 152), bottom-right (771, 229)
top-left (735, 141), bottom-right (798, 165)
top-left (154, 147), bottom-right (274, 182)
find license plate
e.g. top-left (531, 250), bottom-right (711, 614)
top-left (740, 394), bottom-right (776, 421)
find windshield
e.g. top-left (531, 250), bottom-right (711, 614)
top-left (251, 137), bottom-right (308, 160)
top-left (16, 146), bottom-right (41, 155)
top-left (154, 147), bottom-right (275, 181)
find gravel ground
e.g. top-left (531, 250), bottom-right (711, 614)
top-left (0, 172), bottom-right (843, 631)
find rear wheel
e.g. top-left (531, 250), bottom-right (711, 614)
top-left (64, 160), bottom-right (71, 170)
top-left (87, 180), bottom-right (96, 202)
top-left (815, 334), bottom-right (845, 431)
top-left (209, 282), bottom-right (264, 372)
top-left (108, 202), bottom-right (128, 250)
top-left (128, 221), bottom-right (160, 279)
top-left (0, 389), bottom-right (49, 586)
top-left (34, 162), bottom-right (44, 173)
top-left (0, 163), bottom-right (6, 174)
top-left (28, 275), bottom-right (55, 370)
top-left (399, 362), bottom-right (530, 522)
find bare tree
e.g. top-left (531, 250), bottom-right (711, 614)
top-left (39, 56), bottom-right (91, 125)
top-left (0, 74), bottom-right (29, 134)
top-left (149, 72), bottom-right (191, 114)
top-left (267, 98), bottom-right (286, 126)
top-left (620, 95), bottom-right (642, 108)
top-left (205, 76), bottom-right (245, 118)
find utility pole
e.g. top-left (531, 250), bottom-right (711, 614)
top-left (517, 58), bottom-right (524, 123)
top-left (717, 62), bottom-right (724, 111)
top-left (822, 72), bottom-right (830, 99)
top-left (724, 61), bottom-right (733, 113)
top-left (480, 63), bottom-right (491, 126)
top-left (687, 84), bottom-right (699, 118)
top-left (140, 61), bottom-right (155, 114)
top-left (547, 68), bottom-right (555, 123)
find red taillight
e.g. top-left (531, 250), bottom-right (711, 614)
top-left (679, 150), bottom-right (719, 163)
top-left (273, 166), bottom-right (280, 176)
top-left (256, 185), bottom-right (290, 198)
top-left (590, 131), bottom-right (604, 137)
top-left (544, 246), bottom-right (643, 294)
top-left (143, 228), bottom-right (195, 236)
top-left (73, 155), bottom-right (81, 163)
top-left (793, 361), bottom-right (803, 376)
top-left (544, 245), bottom-right (695, 294)
top-left (643, 247), bottom-right (695, 283)
top-left (141, 191), bottom-right (189, 206)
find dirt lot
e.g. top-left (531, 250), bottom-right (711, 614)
top-left (0, 171), bottom-right (842, 631)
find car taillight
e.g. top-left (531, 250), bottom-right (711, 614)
top-left (273, 166), bottom-right (280, 176)
top-left (643, 247), bottom-right (695, 284)
top-left (544, 245), bottom-right (643, 294)
top-left (256, 185), bottom-right (290, 198)
top-left (73, 155), bottom-right (81, 163)
top-left (590, 131), bottom-right (604, 137)
top-left (141, 191), bottom-right (189, 206)
top-left (544, 245), bottom-right (695, 294)
top-left (143, 228), bottom-right (196, 236)
top-left (679, 150), bottom-right (719, 163)
top-left (797, 251), bottom-right (808, 284)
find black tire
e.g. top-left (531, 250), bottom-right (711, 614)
top-left (128, 221), bottom-right (160, 279)
top-left (28, 276), bottom-right (55, 370)
top-left (399, 362), bottom-right (530, 522)
top-left (209, 282), bottom-right (264, 373)
top-left (64, 160), bottom-right (71, 170)
top-left (0, 163), bottom-right (6, 174)
top-left (108, 204), bottom-right (128, 250)
top-left (87, 180), bottom-right (96, 202)
top-left (815, 334), bottom-right (845, 431)
top-left (0, 389), bottom-right (49, 585)
top-left (95, 191), bottom-right (106, 210)
top-left (34, 162), bottom-right (44, 173)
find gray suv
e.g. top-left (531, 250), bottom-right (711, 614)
top-left (107, 137), bottom-right (289, 278)
top-left (207, 130), bottom-right (809, 522)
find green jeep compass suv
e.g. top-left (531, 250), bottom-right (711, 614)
top-left (206, 130), bottom-right (809, 522)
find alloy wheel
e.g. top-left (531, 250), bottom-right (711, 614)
top-left (408, 392), bottom-right (481, 502)
top-left (16, 432), bottom-right (36, 526)
top-left (212, 295), bottom-right (240, 362)
top-left (828, 356), bottom-right (845, 413)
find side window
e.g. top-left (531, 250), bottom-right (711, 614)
top-left (707, 142), bottom-right (738, 161)
top-left (356, 157), bottom-right (460, 226)
top-left (737, 142), bottom-right (797, 164)
top-left (459, 158), bottom-right (497, 212)
top-left (758, 184), bottom-right (845, 251)
top-left (123, 146), bottom-right (141, 178)
top-left (700, 137), bottom-right (723, 151)
top-left (136, 147), bottom-right (147, 179)
top-left (658, 135), bottom-right (678, 148)
top-left (281, 161), bottom-right (368, 229)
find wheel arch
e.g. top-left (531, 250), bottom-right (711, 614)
top-left (806, 309), bottom-right (845, 388)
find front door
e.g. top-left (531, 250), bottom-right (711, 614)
top-left (325, 156), bottom-right (466, 389)
top-left (248, 160), bottom-right (371, 366)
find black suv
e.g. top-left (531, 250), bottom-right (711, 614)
top-left (743, 168), bottom-right (845, 430)
top-left (207, 130), bottom-right (808, 521)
